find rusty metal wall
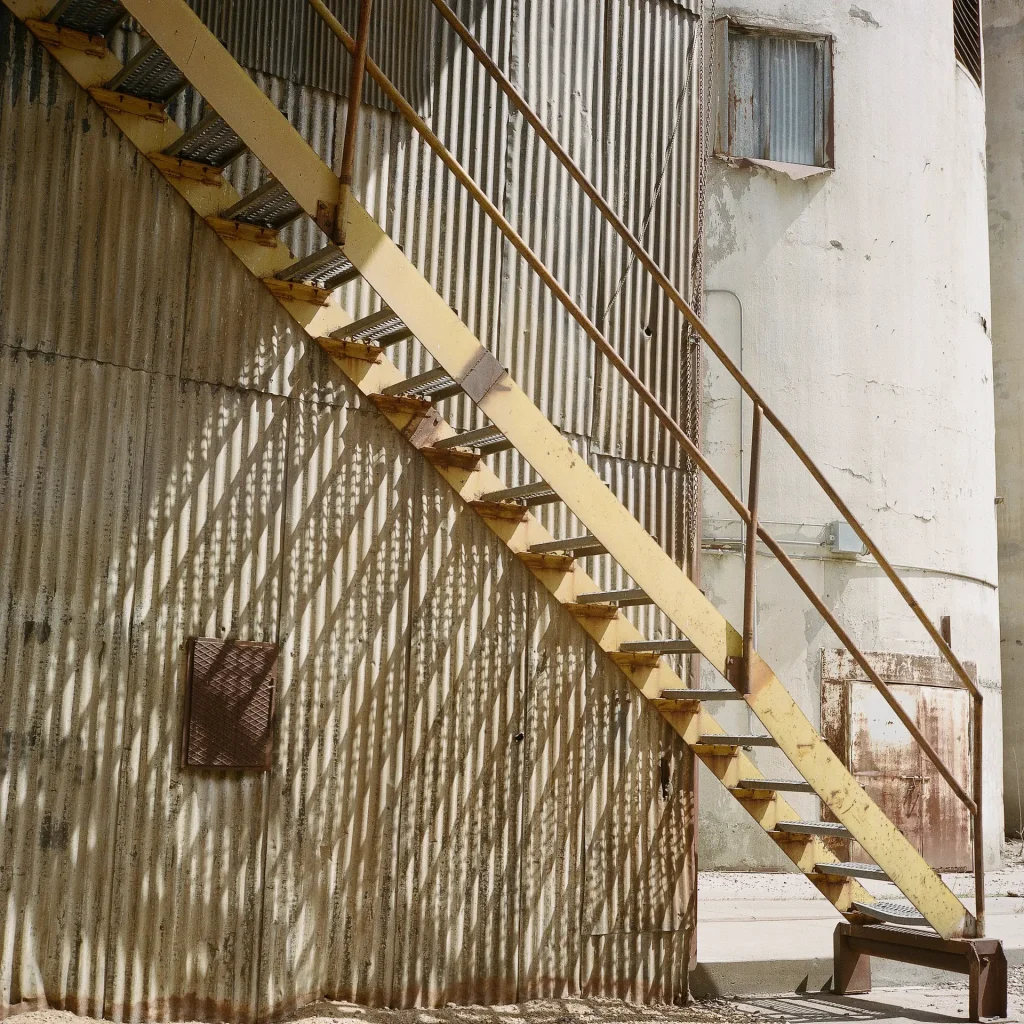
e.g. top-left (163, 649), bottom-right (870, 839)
top-left (0, 2), bottom-right (699, 1018)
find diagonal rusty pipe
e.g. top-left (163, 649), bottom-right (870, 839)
top-left (424, 0), bottom-right (979, 706)
top-left (334, 0), bottom-right (373, 243)
top-left (305, 0), bottom-right (979, 825)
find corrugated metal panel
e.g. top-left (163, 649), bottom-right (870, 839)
top-left (595, 0), bottom-right (700, 466)
top-left (181, 214), bottom-right (347, 405)
top-left (581, 666), bottom-right (693, 1000)
top-left (518, 595), bottom-right (589, 1000)
top-left (495, 0), bottom-right (605, 440)
top-left (0, 350), bottom-right (149, 1017)
top-left (259, 399), bottom-right (416, 1012)
top-left (588, 453), bottom-right (693, 660)
top-left (105, 378), bottom-right (288, 1024)
top-left (388, 480), bottom-right (529, 1007)
top-left (186, 0), bottom-right (430, 113)
top-left (0, 11), bottom-right (190, 375)
top-left (768, 37), bottom-right (817, 166)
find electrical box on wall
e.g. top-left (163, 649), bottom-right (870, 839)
top-left (182, 637), bottom-right (278, 770)
top-left (829, 521), bottom-right (867, 557)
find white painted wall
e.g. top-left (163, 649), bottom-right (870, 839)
top-left (700, 0), bottom-right (1002, 869)
top-left (984, 0), bottom-right (1024, 841)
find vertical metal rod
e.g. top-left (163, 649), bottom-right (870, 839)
top-left (974, 691), bottom-right (985, 936)
top-left (336, 0), bottom-right (374, 240)
top-left (743, 404), bottom-right (763, 694)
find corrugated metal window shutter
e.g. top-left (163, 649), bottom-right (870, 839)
top-left (953, 0), bottom-right (982, 86)
top-left (717, 22), bottom-right (832, 168)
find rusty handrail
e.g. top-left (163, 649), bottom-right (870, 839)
top-left (336, 0), bottom-right (374, 244)
top-left (423, 0), bottom-right (980, 706)
top-left (307, 1), bottom-right (984, 925)
top-left (305, 0), bottom-right (977, 815)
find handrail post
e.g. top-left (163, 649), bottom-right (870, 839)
top-left (974, 690), bottom-right (985, 936)
top-left (336, 0), bottom-right (374, 244)
top-left (743, 404), bottom-right (763, 694)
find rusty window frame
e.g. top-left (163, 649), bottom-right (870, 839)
top-left (953, 0), bottom-right (982, 87)
top-left (714, 18), bottom-right (834, 169)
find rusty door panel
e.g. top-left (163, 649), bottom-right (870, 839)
top-left (821, 652), bottom-right (973, 871)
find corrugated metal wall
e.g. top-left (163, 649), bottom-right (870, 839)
top-left (0, 0), bottom-right (700, 1017)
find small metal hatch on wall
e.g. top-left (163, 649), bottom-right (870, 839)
top-left (182, 637), bottom-right (278, 770)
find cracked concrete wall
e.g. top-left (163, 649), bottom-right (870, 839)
top-left (699, 0), bottom-right (1002, 868)
top-left (985, 0), bottom-right (1024, 840)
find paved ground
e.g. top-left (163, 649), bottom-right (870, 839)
top-left (693, 861), bottom-right (1024, 1001)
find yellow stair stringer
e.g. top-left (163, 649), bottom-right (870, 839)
top-left (339, 199), bottom-right (972, 939)
top-left (2, 0), bottom-right (356, 344)
top-left (333, 345), bottom-right (875, 917)
top-left (0, 0), bottom-right (870, 912)
top-left (3, 0), bottom-right (876, 918)
top-left (11, 0), bottom-right (968, 937)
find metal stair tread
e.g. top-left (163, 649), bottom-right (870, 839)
top-left (221, 180), bottom-right (301, 229)
top-left (382, 368), bottom-right (460, 401)
top-left (483, 482), bottom-right (559, 506)
top-left (733, 778), bottom-right (816, 794)
top-left (816, 861), bottom-right (890, 881)
top-left (275, 244), bottom-right (358, 289)
top-left (660, 688), bottom-right (745, 701)
top-left (620, 639), bottom-right (697, 655)
top-left (49, 0), bottom-right (127, 36)
top-left (530, 535), bottom-right (607, 556)
top-left (164, 108), bottom-right (247, 168)
top-left (106, 39), bottom-right (186, 102)
top-left (432, 425), bottom-right (510, 453)
top-left (852, 900), bottom-right (928, 926)
top-left (333, 307), bottom-right (412, 347)
top-left (696, 734), bottom-right (777, 747)
top-left (578, 587), bottom-right (651, 606)
top-left (776, 820), bottom-right (853, 839)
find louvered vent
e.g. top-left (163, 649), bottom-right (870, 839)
top-left (953, 0), bottom-right (982, 86)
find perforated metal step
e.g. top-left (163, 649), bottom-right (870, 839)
top-left (577, 587), bottom-right (650, 605)
top-left (221, 180), bottom-right (301, 230)
top-left (734, 779), bottom-right (816, 794)
top-left (106, 39), bottom-right (186, 102)
top-left (816, 861), bottom-right (889, 881)
top-left (432, 425), bottom-right (511, 454)
top-left (383, 369), bottom-right (460, 401)
top-left (48, 0), bottom-right (126, 36)
top-left (852, 900), bottom-right (927, 926)
top-left (697, 734), bottom-right (777, 747)
top-left (620, 639), bottom-right (698, 655)
top-left (661, 688), bottom-right (745, 701)
top-left (333, 307), bottom-right (412, 348)
top-left (777, 820), bottom-right (853, 839)
top-left (164, 108), bottom-right (247, 167)
top-left (530, 535), bottom-right (607, 556)
top-left (483, 482), bottom-right (559, 506)
top-left (276, 245), bottom-right (358, 290)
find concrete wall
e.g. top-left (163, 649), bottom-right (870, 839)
top-left (985, 0), bottom-right (1024, 841)
top-left (701, 0), bottom-right (1002, 868)
top-left (0, 10), bottom-right (696, 1020)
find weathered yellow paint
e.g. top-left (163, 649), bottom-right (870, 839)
top-left (339, 195), bottom-right (972, 939)
top-left (7, 0), bottom-right (970, 939)
top-left (121, 0), bottom-right (341, 220)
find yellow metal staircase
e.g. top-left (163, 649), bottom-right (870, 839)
top-left (3, 0), bottom-right (987, 958)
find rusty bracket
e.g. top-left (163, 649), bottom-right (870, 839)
top-left (725, 655), bottom-right (746, 692)
top-left (315, 200), bottom-right (344, 246)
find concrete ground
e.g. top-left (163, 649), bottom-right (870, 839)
top-left (693, 860), bottom-right (1024, 1001)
